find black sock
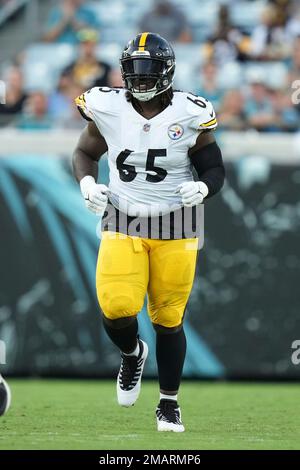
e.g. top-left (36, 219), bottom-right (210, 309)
top-left (156, 328), bottom-right (186, 393)
top-left (103, 317), bottom-right (138, 354)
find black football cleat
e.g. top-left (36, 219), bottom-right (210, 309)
top-left (117, 339), bottom-right (148, 407)
top-left (156, 399), bottom-right (185, 432)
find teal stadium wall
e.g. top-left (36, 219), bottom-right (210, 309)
top-left (0, 155), bottom-right (299, 379)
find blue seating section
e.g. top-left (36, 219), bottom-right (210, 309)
top-left (22, 0), bottom-right (288, 93)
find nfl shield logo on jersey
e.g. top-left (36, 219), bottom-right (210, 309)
top-left (143, 123), bottom-right (151, 132)
top-left (168, 124), bottom-right (184, 140)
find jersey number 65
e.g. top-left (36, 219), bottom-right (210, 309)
top-left (116, 149), bottom-right (167, 183)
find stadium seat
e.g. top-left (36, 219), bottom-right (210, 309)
top-left (244, 62), bottom-right (289, 89)
top-left (173, 44), bottom-right (204, 91)
top-left (87, 0), bottom-right (149, 29)
top-left (98, 27), bottom-right (138, 46)
top-left (23, 44), bottom-right (76, 92)
top-left (218, 62), bottom-right (243, 89)
top-left (186, 1), bottom-right (218, 28)
top-left (231, 1), bottom-right (266, 30)
top-left (95, 43), bottom-right (123, 66)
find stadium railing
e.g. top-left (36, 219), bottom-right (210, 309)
top-left (0, 129), bottom-right (299, 161)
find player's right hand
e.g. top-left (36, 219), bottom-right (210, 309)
top-left (80, 176), bottom-right (108, 215)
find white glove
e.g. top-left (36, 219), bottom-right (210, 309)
top-left (80, 176), bottom-right (108, 215)
top-left (176, 181), bottom-right (209, 207)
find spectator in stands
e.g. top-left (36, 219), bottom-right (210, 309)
top-left (48, 70), bottom-right (80, 121)
top-left (0, 66), bottom-right (27, 126)
top-left (108, 68), bottom-right (123, 88)
top-left (218, 90), bottom-right (246, 131)
top-left (15, 92), bottom-right (53, 130)
top-left (288, 36), bottom-right (300, 114)
top-left (43, 0), bottom-right (99, 44)
top-left (138, 0), bottom-right (192, 43)
top-left (204, 4), bottom-right (251, 65)
top-left (250, 4), bottom-right (291, 60)
top-left (268, 88), bottom-right (299, 131)
top-left (244, 76), bottom-right (276, 131)
top-left (269, 0), bottom-right (291, 22)
top-left (58, 105), bottom-right (87, 129)
top-left (195, 61), bottom-right (224, 112)
top-left (286, 3), bottom-right (300, 39)
top-left (63, 29), bottom-right (111, 89)
top-left (288, 36), bottom-right (300, 82)
top-left (56, 84), bottom-right (86, 129)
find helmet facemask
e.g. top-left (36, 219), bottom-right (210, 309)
top-left (120, 56), bottom-right (175, 102)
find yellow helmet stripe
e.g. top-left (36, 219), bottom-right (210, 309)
top-left (138, 32), bottom-right (149, 51)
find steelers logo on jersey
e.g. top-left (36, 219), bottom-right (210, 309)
top-left (168, 124), bottom-right (184, 140)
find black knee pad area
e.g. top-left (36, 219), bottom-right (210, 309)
top-left (102, 315), bottom-right (137, 330)
top-left (153, 323), bottom-right (183, 335)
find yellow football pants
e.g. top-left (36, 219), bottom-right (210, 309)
top-left (96, 231), bottom-right (198, 328)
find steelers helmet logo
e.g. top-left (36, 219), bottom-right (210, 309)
top-left (168, 124), bottom-right (184, 140)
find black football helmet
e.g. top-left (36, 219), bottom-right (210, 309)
top-left (120, 32), bottom-right (176, 102)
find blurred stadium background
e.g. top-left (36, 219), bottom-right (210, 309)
top-left (0, 0), bottom-right (300, 384)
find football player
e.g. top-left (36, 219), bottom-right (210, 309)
top-left (0, 374), bottom-right (11, 416)
top-left (73, 33), bottom-right (225, 432)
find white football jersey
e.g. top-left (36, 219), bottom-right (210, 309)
top-left (76, 87), bottom-right (217, 217)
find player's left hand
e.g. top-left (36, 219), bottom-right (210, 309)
top-left (176, 181), bottom-right (209, 207)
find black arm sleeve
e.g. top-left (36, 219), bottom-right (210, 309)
top-left (190, 141), bottom-right (225, 198)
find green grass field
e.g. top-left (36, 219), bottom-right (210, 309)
top-left (0, 380), bottom-right (299, 450)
